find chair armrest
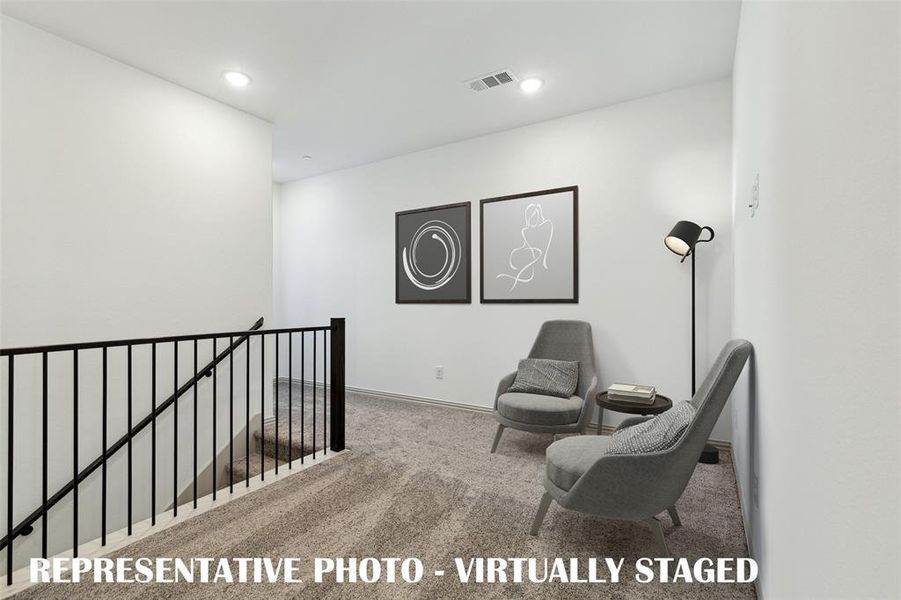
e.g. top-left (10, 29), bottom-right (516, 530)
top-left (582, 375), bottom-right (598, 403)
top-left (576, 375), bottom-right (599, 430)
top-left (494, 371), bottom-right (517, 409)
top-left (616, 416), bottom-right (653, 431)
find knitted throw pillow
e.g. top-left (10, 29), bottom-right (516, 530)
top-left (508, 358), bottom-right (579, 399)
top-left (607, 400), bottom-right (696, 455)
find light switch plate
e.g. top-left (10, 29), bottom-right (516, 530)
top-left (749, 173), bottom-right (760, 217)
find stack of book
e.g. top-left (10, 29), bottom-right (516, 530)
top-left (607, 383), bottom-right (656, 405)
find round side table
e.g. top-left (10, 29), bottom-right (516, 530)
top-left (595, 391), bottom-right (672, 435)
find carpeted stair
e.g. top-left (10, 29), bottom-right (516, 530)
top-left (224, 382), bottom-right (331, 485)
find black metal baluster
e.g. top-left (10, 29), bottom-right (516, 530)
top-left (6, 355), bottom-right (13, 585)
top-left (212, 338), bottom-right (217, 501)
top-left (102, 348), bottom-right (108, 542)
top-left (322, 331), bottom-right (327, 453)
top-left (151, 343), bottom-right (156, 525)
top-left (229, 336), bottom-right (234, 493)
top-left (288, 333), bottom-right (293, 469)
top-left (329, 318), bottom-right (346, 453)
top-left (260, 335), bottom-right (265, 480)
top-left (72, 350), bottom-right (79, 556)
top-left (313, 332), bottom-right (317, 460)
top-left (274, 334), bottom-right (279, 475)
top-left (41, 352), bottom-right (48, 558)
top-left (127, 345), bottom-right (133, 535)
top-left (172, 341), bottom-right (178, 517)
top-left (193, 339), bottom-right (198, 509)
top-left (245, 337), bottom-right (250, 487)
top-left (301, 332), bottom-right (305, 464)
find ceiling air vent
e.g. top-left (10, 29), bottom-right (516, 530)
top-left (466, 69), bottom-right (518, 93)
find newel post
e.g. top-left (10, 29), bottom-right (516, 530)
top-left (329, 317), bottom-right (346, 451)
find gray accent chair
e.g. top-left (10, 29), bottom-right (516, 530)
top-left (530, 339), bottom-right (752, 556)
top-left (491, 320), bottom-right (598, 453)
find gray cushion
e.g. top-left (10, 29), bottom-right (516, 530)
top-left (546, 435), bottom-right (612, 491)
top-left (508, 358), bottom-right (579, 398)
top-left (606, 400), bottom-right (696, 455)
top-left (528, 321), bottom-right (596, 399)
top-left (496, 392), bottom-right (582, 426)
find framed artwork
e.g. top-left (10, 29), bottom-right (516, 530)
top-left (480, 186), bottom-right (578, 303)
top-left (395, 202), bottom-right (471, 303)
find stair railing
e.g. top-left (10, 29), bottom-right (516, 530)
top-left (1, 317), bottom-right (346, 585)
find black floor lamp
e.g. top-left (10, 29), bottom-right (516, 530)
top-left (664, 220), bottom-right (719, 464)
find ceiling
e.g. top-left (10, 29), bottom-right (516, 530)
top-left (2, 1), bottom-right (741, 182)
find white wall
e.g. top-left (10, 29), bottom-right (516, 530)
top-left (272, 182), bottom-right (283, 323)
top-left (731, 2), bottom-right (900, 598)
top-left (1, 18), bottom-right (273, 570)
top-left (276, 80), bottom-right (734, 438)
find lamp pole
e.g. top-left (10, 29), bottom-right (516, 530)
top-left (691, 250), bottom-right (696, 395)
top-left (664, 220), bottom-right (715, 463)
top-left (689, 226), bottom-right (714, 394)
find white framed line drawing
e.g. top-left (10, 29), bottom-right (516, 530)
top-left (480, 186), bottom-right (578, 303)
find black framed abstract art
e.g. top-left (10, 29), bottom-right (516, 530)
top-left (395, 202), bottom-right (471, 303)
top-left (480, 186), bottom-right (578, 303)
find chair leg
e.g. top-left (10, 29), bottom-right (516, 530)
top-left (647, 517), bottom-right (670, 557)
top-left (530, 492), bottom-right (553, 536)
top-left (490, 424), bottom-right (505, 453)
top-left (667, 505), bottom-right (682, 527)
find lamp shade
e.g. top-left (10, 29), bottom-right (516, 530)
top-left (664, 220), bottom-right (704, 256)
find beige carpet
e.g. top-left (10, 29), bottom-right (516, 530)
top-left (15, 383), bottom-right (755, 599)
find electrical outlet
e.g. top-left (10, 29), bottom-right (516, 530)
top-left (435, 366), bottom-right (444, 380)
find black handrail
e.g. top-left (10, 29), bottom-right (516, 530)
top-left (0, 317), bottom-right (267, 551)
top-left (0, 323), bottom-right (329, 356)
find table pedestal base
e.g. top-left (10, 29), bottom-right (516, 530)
top-left (699, 443), bottom-right (719, 464)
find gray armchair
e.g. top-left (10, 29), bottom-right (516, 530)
top-left (530, 339), bottom-right (752, 556)
top-left (490, 320), bottom-right (598, 453)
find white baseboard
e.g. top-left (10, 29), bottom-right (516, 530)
top-left (349, 384), bottom-right (495, 414)
top-left (275, 377), bottom-right (732, 450)
top-left (275, 377), bottom-right (491, 413)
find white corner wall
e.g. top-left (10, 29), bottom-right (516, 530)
top-left (731, 2), bottom-right (900, 598)
top-left (1, 17), bottom-right (273, 569)
top-left (276, 80), bottom-right (734, 438)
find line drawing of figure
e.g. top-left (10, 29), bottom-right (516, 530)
top-left (496, 203), bottom-right (554, 290)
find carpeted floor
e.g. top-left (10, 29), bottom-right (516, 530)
top-left (15, 383), bottom-right (755, 599)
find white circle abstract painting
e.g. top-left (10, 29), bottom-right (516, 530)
top-left (395, 203), bottom-right (471, 303)
top-left (402, 220), bottom-right (462, 291)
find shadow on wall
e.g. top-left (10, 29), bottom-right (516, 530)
top-left (745, 350), bottom-right (763, 561)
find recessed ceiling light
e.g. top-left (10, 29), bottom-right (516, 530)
top-left (519, 77), bottom-right (544, 94)
top-left (302, 155), bottom-right (312, 161)
top-left (222, 71), bottom-right (251, 87)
